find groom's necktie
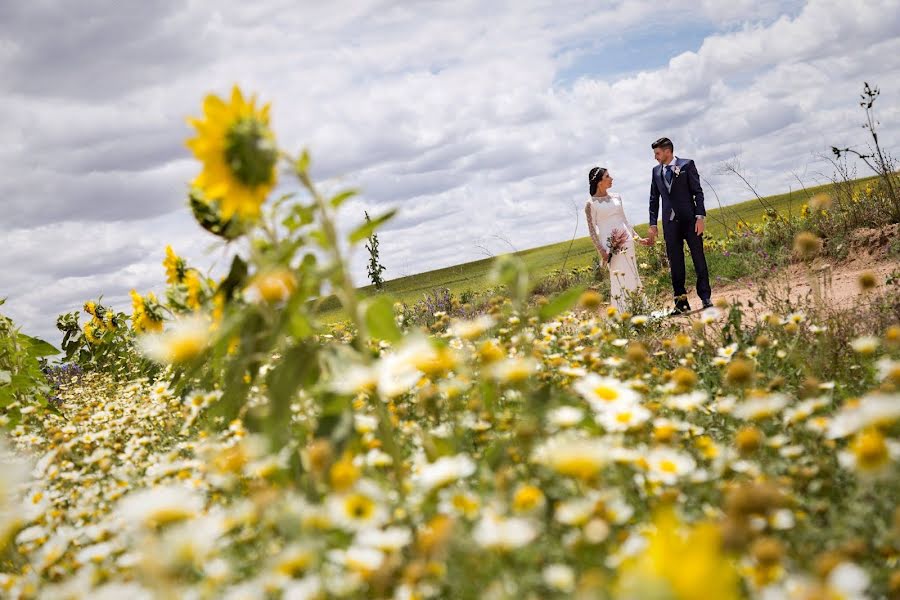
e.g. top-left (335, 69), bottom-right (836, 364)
top-left (665, 165), bottom-right (675, 221)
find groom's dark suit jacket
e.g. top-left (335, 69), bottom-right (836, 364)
top-left (649, 158), bottom-right (706, 226)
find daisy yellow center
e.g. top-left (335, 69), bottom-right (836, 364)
top-left (147, 506), bottom-right (195, 528)
top-left (512, 485), bottom-right (544, 512)
top-left (452, 493), bottom-right (479, 514)
top-left (655, 424), bottom-right (676, 441)
top-left (344, 494), bottom-right (375, 521)
top-left (554, 456), bottom-right (602, 479)
top-left (659, 459), bottom-right (678, 474)
top-left (276, 552), bottom-right (313, 576)
top-left (594, 386), bottom-right (619, 401)
top-left (616, 412), bottom-right (633, 424)
top-left (852, 429), bottom-right (888, 470)
top-left (330, 457), bottom-right (360, 492)
top-left (499, 361), bottom-right (532, 383)
top-left (414, 348), bottom-right (457, 377)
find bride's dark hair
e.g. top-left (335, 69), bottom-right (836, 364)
top-left (588, 167), bottom-right (608, 196)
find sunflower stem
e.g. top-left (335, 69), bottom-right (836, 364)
top-left (296, 165), bottom-right (407, 492)
top-left (296, 170), bottom-right (367, 351)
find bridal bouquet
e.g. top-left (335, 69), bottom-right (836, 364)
top-left (606, 227), bottom-right (630, 257)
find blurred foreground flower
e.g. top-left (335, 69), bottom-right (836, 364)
top-left (0, 439), bottom-right (30, 547)
top-left (616, 508), bottom-right (740, 600)
top-left (793, 231), bottom-right (822, 261)
top-left (412, 454), bottom-right (476, 494)
top-left (115, 484), bottom-right (204, 530)
top-left (245, 268), bottom-right (297, 304)
top-left (186, 85), bottom-right (277, 221)
top-left (139, 315), bottom-right (210, 363)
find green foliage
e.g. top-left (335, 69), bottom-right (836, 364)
top-left (363, 295), bottom-right (401, 343)
top-left (538, 285), bottom-right (585, 321)
top-left (55, 302), bottom-right (152, 380)
top-left (0, 300), bottom-right (58, 426)
top-left (350, 208), bottom-right (396, 244)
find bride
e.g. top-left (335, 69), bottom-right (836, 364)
top-left (584, 167), bottom-right (648, 312)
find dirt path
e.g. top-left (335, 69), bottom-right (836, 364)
top-left (681, 225), bottom-right (899, 314)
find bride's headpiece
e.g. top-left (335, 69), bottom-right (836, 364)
top-left (588, 167), bottom-right (608, 196)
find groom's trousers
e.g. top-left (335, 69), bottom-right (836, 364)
top-left (662, 217), bottom-right (711, 303)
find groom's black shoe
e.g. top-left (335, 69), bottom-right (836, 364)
top-left (673, 296), bottom-right (691, 314)
top-left (701, 299), bottom-right (713, 309)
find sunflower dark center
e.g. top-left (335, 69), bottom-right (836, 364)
top-left (224, 118), bottom-right (277, 187)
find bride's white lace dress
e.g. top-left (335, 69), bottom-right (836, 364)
top-left (585, 193), bottom-right (642, 312)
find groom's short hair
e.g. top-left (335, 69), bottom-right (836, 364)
top-left (651, 137), bottom-right (674, 152)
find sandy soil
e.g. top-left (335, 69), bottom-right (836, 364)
top-left (679, 224), bottom-right (899, 316)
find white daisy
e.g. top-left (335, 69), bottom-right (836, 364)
top-left (573, 374), bottom-right (641, 411)
top-left (115, 484), bottom-right (204, 529)
top-left (645, 447), bottom-right (697, 485)
top-left (826, 393), bottom-right (900, 439)
top-left (326, 481), bottom-right (388, 532)
top-left (356, 526), bottom-right (412, 552)
top-left (666, 390), bottom-right (709, 411)
top-left (594, 401), bottom-right (651, 432)
top-left (138, 316), bottom-right (210, 364)
top-left (532, 436), bottom-right (612, 479)
top-left (733, 394), bottom-right (790, 420)
top-left (849, 335), bottom-right (879, 354)
top-left (547, 406), bottom-right (585, 428)
top-left (447, 315), bottom-right (496, 340)
top-left (542, 564), bottom-right (576, 593)
top-left (473, 509), bottom-right (538, 550)
top-left (412, 454), bottom-right (476, 494)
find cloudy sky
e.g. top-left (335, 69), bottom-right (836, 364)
top-left (2, 0), bottom-right (900, 344)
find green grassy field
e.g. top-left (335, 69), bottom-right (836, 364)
top-left (318, 175), bottom-right (879, 319)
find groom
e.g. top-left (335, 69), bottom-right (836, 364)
top-left (646, 137), bottom-right (712, 313)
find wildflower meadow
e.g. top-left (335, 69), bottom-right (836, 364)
top-left (1, 86), bottom-right (899, 600)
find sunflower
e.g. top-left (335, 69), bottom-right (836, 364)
top-left (82, 321), bottom-right (101, 345)
top-left (184, 271), bottom-right (205, 311)
top-left (186, 86), bottom-right (278, 221)
top-left (163, 245), bottom-right (187, 285)
top-left (130, 290), bottom-right (164, 334)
